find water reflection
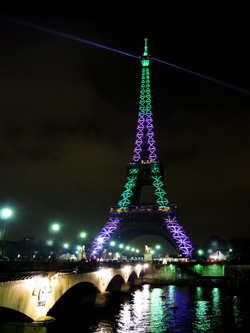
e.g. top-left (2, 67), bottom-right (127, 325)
top-left (91, 285), bottom-right (247, 332)
top-left (194, 286), bottom-right (210, 331)
top-left (93, 320), bottom-right (113, 333)
top-left (150, 288), bottom-right (164, 332)
top-left (117, 285), bottom-right (151, 332)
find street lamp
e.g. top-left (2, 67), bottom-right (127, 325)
top-left (80, 232), bottom-right (86, 239)
top-left (64, 243), bottom-right (69, 260)
top-left (79, 232), bottom-right (86, 260)
top-left (198, 249), bottom-right (203, 258)
top-left (52, 224), bottom-right (59, 254)
top-left (1, 208), bottom-right (12, 258)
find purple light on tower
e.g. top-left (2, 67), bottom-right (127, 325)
top-left (90, 217), bottom-right (121, 257)
top-left (164, 216), bottom-right (194, 257)
top-left (132, 50), bottom-right (158, 164)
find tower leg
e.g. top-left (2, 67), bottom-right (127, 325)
top-left (90, 217), bottom-right (121, 258)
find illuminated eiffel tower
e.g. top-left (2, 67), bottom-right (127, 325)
top-left (91, 39), bottom-right (193, 258)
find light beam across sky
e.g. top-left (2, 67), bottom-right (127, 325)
top-left (1, 15), bottom-right (250, 96)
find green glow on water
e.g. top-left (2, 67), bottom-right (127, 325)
top-left (150, 289), bottom-right (165, 332)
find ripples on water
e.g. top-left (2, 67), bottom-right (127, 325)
top-left (55, 284), bottom-right (249, 332)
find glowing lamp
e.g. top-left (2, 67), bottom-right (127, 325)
top-left (1, 208), bottom-right (12, 219)
top-left (52, 224), bottom-right (59, 231)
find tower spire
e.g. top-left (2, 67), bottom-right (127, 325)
top-left (143, 37), bottom-right (148, 56)
top-left (132, 38), bottom-right (157, 163)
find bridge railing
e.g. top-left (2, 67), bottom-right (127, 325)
top-left (0, 259), bottom-right (144, 280)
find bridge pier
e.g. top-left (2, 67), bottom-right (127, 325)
top-left (132, 277), bottom-right (142, 287)
top-left (120, 282), bottom-right (131, 293)
top-left (95, 291), bottom-right (111, 307)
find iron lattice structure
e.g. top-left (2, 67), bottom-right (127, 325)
top-left (91, 39), bottom-right (193, 258)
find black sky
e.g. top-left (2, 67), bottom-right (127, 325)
top-left (0, 8), bottom-right (250, 253)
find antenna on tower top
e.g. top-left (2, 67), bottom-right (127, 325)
top-left (140, 38), bottom-right (151, 67)
top-left (143, 38), bottom-right (148, 56)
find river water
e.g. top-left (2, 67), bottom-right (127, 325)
top-left (52, 284), bottom-right (250, 332)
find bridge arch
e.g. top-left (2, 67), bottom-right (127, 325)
top-left (0, 306), bottom-right (33, 323)
top-left (0, 264), bottom-right (147, 321)
top-left (106, 274), bottom-right (125, 293)
top-left (47, 281), bottom-right (101, 318)
top-left (128, 270), bottom-right (138, 284)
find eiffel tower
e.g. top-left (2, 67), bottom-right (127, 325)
top-left (90, 39), bottom-right (193, 258)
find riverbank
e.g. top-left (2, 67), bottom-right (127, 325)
top-left (142, 275), bottom-right (250, 288)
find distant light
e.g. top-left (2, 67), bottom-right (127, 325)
top-left (156, 245), bottom-right (161, 250)
top-left (52, 224), bottom-right (59, 231)
top-left (126, 246), bottom-right (130, 250)
top-left (123, 266), bottom-right (130, 273)
top-left (110, 241), bottom-right (115, 246)
top-left (119, 244), bottom-right (124, 249)
top-left (1, 208), bottom-right (12, 219)
top-left (64, 243), bottom-right (69, 249)
top-left (80, 232), bottom-right (86, 238)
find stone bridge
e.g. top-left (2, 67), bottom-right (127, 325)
top-left (0, 261), bottom-right (149, 321)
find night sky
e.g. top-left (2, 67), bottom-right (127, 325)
top-left (1, 9), bottom-right (249, 253)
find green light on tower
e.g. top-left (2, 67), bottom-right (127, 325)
top-left (141, 38), bottom-right (150, 67)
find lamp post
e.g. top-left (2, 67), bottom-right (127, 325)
top-left (1, 208), bottom-right (12, 258)
top-left (156, 245), bottom-right (161, 258)
top-left (80, 232), bottom-right (86, 260)
top-left (52, 224), bottom-right (59, 255)
top-left (64, 243), bottom-right (69, 260)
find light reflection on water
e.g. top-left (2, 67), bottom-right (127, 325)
top-left (91, 284), bottom-right (249, 333)
top-left (117, 285), bottom-right (151, 333)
